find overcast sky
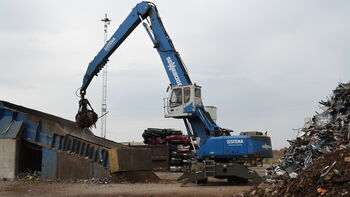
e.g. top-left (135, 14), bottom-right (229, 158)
top-left (1, 0), bottom-right (349, 148)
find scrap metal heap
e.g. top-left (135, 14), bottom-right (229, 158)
top-left (238, 82), bottom-right (350, 197)
top-left (142, 128), bottom-right (195, 172)
top-left (275, 82), bottom-right (350, 178)
top-left (142, 128), bottom-right (182, 145)
top-left (240, 148), bottom-right (350, 197)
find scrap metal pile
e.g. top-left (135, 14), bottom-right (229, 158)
top-left (269, 82), bottom-right (350, 179)
top-left (238, 82), bottom-right (350, 197)
top-left (142, 128), bottom-right (195, 172)
top-left (169, 137), bottom-right (194, 172)
top-left (16, 171), bottom-right (41, 181)
top-left (240, 148), bottom-right (350, 197)
top-left (142, 128), bottom-right (182, 144)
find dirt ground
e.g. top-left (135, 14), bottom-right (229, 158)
top-left (0, 170), bottom-right (265, 197)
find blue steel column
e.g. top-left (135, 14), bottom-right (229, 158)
top-left (41, 147), bottom-right (57, 180)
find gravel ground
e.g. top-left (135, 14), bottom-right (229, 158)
top-left (0, 170), bottom-right (265, 197)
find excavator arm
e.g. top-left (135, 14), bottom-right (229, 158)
top-left (76, 1), bottom-right (193, 128)
top-left (80, 1), bottom-right (191, 96)
top-left (76, 1), bottom-right (221, 146)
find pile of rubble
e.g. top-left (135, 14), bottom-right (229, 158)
top-left (269, 82), bottom-right (350, 179)
top-left (238, 82), bottom-right (350, 197)
top-left (239, 148), bottom-right (350, 197)
top-left (16, 171), bottom-right (41, 181)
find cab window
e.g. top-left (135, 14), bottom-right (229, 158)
top-left (184, 87), bottom-right (190, 103)
top-left (170, 88), bottom-right (182, 107)
top-left (195, 88), bottom-right (201, 98)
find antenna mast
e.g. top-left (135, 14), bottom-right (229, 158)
top-left (101, 13), bottom-right (111, 138)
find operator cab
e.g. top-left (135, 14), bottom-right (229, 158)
top-left (164, 84), bottom-right (202, 118)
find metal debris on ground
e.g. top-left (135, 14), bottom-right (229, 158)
top-left (269, 82), bottom-right (350, 179)
top-left (73, 177), bottom-right (110, 184)
top-left (16, 172), bottom-right (110, 184)
top-left (238, 148), bottom-right (350, 197)
top-left (16, 171), bottom-right (41, 181)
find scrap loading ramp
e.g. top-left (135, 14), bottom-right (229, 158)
top-left (0, 100), bottom-right (156, 182)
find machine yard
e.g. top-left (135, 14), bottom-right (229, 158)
top-left (1, 1), bottom-right (349, 197)
top-left (2, 81), bottom-right (349, 197)
top-left (0, 100), bottom-right (270, 196)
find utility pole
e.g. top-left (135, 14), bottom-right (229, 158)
top-left (101, 14), bottom-right (111, 138)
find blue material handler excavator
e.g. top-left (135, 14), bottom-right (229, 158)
top-left (76, 1), bottom-right (272, 184)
